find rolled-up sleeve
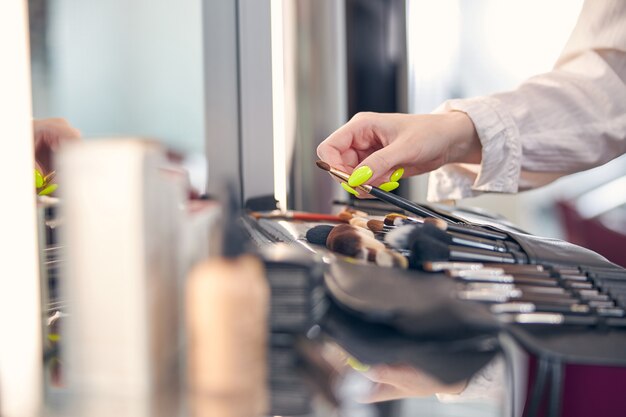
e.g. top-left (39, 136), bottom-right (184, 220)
top-left (428, 0), bottom-right (626, 202)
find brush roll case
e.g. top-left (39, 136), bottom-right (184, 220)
top-left (322, 204), bottom-right (626, 367)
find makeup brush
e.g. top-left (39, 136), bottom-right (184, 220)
top-left (495, 313), bottom-right (626, 328)
top-left (383, 213), bottom-right (422, 227)
top-left (366, 219), bottom-right (387, 233)
top-left (250, 211), bottom-right (344, 223)
top-left (460, 282), bottom-right (573, 298)
top-left (305, 225), bottom-right (335, 246)
top-left (348, 217), bottom-right (370, 230)
top-left (326, 224), bottom-right (385, 255)
top-left (450, 271), bottom-right (561, 287)
top-left (384, 224), bottom-right (418, 249)
top-left (420, 223), bottom-right (509, 252)
top-left (490, 302), bottom-right (591, 315)
top-left (384, 223), bottom-right (510, 256)
top-left (383, 213), bottom-right (510, 242)
top-left (329, 223), bottom-right (375, 240)
top-left (325, 224), bottom-right (407, 268)
top-left (423, 217), bottom-right (508, 241)
top-left (316, 161), bottom-right (450, 221)
top-left (457, 289), bottom-right (580, 305)
top-left (407, 234), bottom-right (516, 269)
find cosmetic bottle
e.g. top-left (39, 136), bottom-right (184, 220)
top-left (186, 195), bottom-right (269, 417)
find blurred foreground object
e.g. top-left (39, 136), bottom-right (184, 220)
top-left (57, 139), bottom-right (219, 417)
top-left (186, 186), bottom-right (270, 417)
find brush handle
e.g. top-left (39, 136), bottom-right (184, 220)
top-left (367, 186), bottom-right (450, 221)
top-left (290, 213), bottom-right (343, 222)
top-left (446, 223), bottom-right (508, 240)
top-left (447, 231), bottom-right (508, 252)
top-left (448, 245), bottom-right (516, 264)
top-left (491, 302), bottom-right (590, 315)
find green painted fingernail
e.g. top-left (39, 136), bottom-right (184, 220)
top-left (38, 183), bottom-right (58, 196)
top-left (341, 182), bottom-right (360, 197)
top-left (390, 167), bottom-right (404, 182)
top-left (348, 165), bottom-right (373, 187)
top-left (346, 356), bottom-right (370, 372)
top-left (35, 169), bottom-right (44, 188)
top-left (379, 181), bottom-right (400, 192)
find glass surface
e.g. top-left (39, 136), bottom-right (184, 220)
top-left (43, 303), bottom-right (508, 417)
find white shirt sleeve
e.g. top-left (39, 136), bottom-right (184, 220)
top-left (428, 0), bottom-right (626, 202)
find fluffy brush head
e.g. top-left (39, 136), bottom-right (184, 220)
top-left (338, 211), bottom-right (354, 222)
top-left (383, 213), bottom-right (408, 226)
top-left (412, 223), bottom-right (452, 245)
top-left (349, 217), bottom-right (369, 229)
top-left (327, 232), bottom-right (363, 257)
top-left (384, 224), bottom-right (421, 249)
top-left (366, 219), bottom-right (386, 233)
top-left (424, 217), bottom-right (449, 231)
top-left (315, 160), bottom-right (331, 171)
top-left (326, 224), bottom-right (384, 257)
top-left (408, 234), bottom-right (450, 269)
top-left (305, 225), bottom-right (335, 246)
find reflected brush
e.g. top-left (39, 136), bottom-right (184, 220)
top-left (315, 160), bottom-right (449, 221)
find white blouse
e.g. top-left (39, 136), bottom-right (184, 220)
top-left (428, 0), bottom-right (626, 202)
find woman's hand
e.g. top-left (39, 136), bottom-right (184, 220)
top-left (316, 111), bottom-right (481, 195)
top-left (360, 364), bottom-right (467, 403)
top-left (33, 118), bottom-right (81, 174)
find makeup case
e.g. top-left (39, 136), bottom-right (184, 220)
top-left (246, 202), bottom-right (626, 417)
top-left (320, 204), bottom-right (626, 366)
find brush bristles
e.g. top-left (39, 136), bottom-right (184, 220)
top-left (345, 207), bottom-right (368, 218)
top-left (338, 211), bottom-right (354, 222)
top-left (349, 217), bottom-right (369, 229)
top-left (310, 222), bottom-right (410, 268)
top-left (327, 232), bottom-right (363, 257)
top-left (375, 249), bottom-right (409, 269)
top-left (424, 217), bottom-right (448, 231)
top-left (305, 224), bottom-right (335, 245)
top-left (408, 234), bottom-right (450, 268)
top-left (384, 224), bottom-right (417, 249)
top-left (315, 160), bottom-right (331, 171)
top-left (383, 213), bottom-right (407, 226)
top-left (366, 219), bottom-right (386, 233)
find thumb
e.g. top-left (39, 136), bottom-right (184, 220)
top-left (350, 144), bottom-right (403, 187)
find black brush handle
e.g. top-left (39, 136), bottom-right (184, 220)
top-left (367, 186), bottom-right (450, 221)
top-left (448, 245), bottom-right (516, 264)
top-left (447, 223), bottom-right (508, 240)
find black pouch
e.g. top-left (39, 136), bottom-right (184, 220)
top-left (322, 205), bottom-right (626, 366)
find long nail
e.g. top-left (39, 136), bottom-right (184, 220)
top-left (341, 182), bottom-right (360, 196)
top-left (348, 166), bottom-right (373, 187)
top-left (35, 169), bottom-right (44, 188)
top-left (379, 181), bottom-right (400, 192)
top-left (390, 167), bottom-right (404, 182)
top-left (346, 356), bottom-right (370, 372)
top-left (38, 183), bottom-right (58, 196)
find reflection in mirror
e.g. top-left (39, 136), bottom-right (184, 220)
top-left (28, 0), bottom-right (206, 189)
top-left (27, 0), bottom-right (207, 408)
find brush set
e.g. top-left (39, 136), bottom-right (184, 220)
top-left (307, 210), bottom-right (626, 328)
top-left (308, 160), bottom-right (626, 329)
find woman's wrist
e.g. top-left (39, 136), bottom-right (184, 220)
top-left (444, 111), bottom-right (482, 165)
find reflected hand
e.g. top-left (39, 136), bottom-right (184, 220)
top-left (360, 364), bottom-right (467, 403)
top-left (34, 118), bottom-right (81, 175)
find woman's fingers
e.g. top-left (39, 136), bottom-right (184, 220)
top-left (347, 143), bottom-right (405, 187)
top-left (317, 112), bottom-right (385, 172)
top-left (33, 118), bottom-right (81, 174)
